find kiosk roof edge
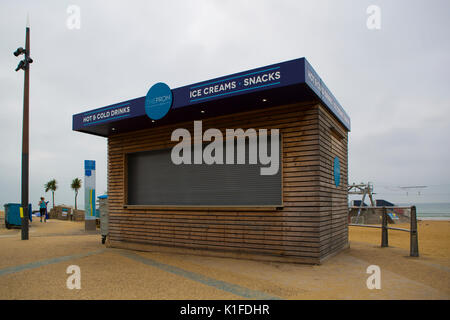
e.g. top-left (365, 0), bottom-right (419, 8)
top-left (72, 57), bottom-right (351, 136)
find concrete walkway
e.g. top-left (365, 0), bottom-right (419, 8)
top-left (0, 219), bottom-right (449, 299)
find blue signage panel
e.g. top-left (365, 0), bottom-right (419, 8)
top-left (72, 57), bottom-right (351, 131)
top-left (73, 96), bottom-right (145, 129)
top-left (171, 58), bottom-right (305, 110)
top-left (145, 82), bottom-right (173, 120)
top-left (305, 60), bottom-right (351, 130)
top-left (333, 156), bottom-right (341, 187)
top-left (84, 160), bottom-right (95, 170)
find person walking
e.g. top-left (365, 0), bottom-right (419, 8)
top-left (39, 197), bottom-right (49, 223)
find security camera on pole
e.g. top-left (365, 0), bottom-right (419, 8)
top-left (14, 17), bottom-right (33, 240)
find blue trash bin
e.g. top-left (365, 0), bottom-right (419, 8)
top-left (4, 203), bottom-right (32, 229)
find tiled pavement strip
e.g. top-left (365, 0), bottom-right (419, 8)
top-left (0, 248), bottom-right (281, 300)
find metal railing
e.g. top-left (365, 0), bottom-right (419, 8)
top-left (349, 206), bottom-right (419, 257)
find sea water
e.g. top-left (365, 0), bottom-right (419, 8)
top-left (398, 202), bottom-right (450, 220)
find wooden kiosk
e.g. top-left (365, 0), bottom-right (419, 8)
top-left (73, 57), bottom-right (351, 264)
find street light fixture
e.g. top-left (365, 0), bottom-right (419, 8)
top-left (15, 60), bottom-right (26, 72)
top-left (14, 46), bottom-right (33, 71)
top-left (13, 47), bottom-right (26, 57)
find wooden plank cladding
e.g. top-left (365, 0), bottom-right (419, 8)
top-left (107, 101), bottom-right (349, 264)
top-left (318, 105), bottom-right (350, 261)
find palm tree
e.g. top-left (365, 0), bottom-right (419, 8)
top-left (44, 179), bottom-right (57, 209)
top-left (71, 178), bottom-right (82, 210)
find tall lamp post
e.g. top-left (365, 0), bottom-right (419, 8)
top-left (14, 22), bottom-right (33, 240)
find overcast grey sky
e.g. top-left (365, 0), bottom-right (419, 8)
top-left (1, 0), bottom-right (449, 209)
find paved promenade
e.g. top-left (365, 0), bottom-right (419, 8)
top-left (0, 218), bottom-right (449, 299)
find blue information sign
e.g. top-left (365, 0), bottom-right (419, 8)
top-left (84, 160), bottom-right (96, 220)
top-left (334, 156), bottom-right (341, 187)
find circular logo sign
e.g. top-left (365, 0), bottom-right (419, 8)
top-left (145, 82), bottom-right (173, 120)
top-left (334, 156), bottom-right (341, 187)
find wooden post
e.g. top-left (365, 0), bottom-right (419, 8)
top-left (381, 206), bottom-right (388, 247)
top-left (410, 206), bottom-right (419, 257)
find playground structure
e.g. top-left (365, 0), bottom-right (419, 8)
top-left (348, 201), bottom-right (411, 224)
top-left (348, 182), bottom-right (376, 224)
top-left (348, 182), bottom-right (411, 224)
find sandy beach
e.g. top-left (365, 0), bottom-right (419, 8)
top-left (349, 220), bottom-right (450, 264)
top-left (0, 212), bottom-right (449, 299)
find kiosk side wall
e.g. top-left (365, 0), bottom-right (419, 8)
top-left (106, 101), bottom-right (348, 264)
top-left (318, 105), bottom-right (349, 262)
